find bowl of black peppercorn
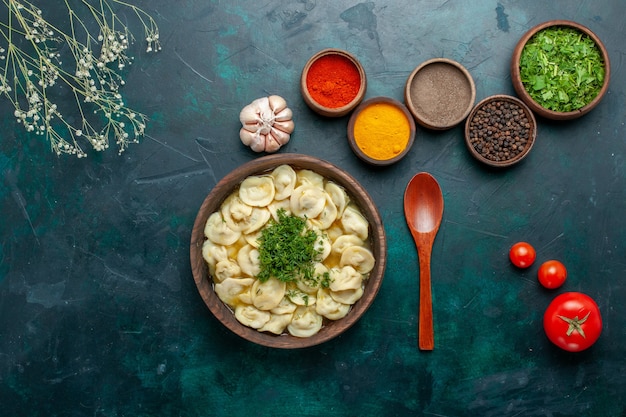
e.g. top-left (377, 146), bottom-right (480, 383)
top-left (464, 95), bottom-right (537, 168)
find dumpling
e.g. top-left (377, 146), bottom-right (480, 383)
top-left (287, 306), bottom-right (323, 337)
top-left (259, 313), bottom-right (293, 334)
top-left (324, 225), bottom-right (344, 242)
top-left (251, 277), bottom-right (286, 310)
top-left (290, 185), bottom-right (326, 218)
top-left (243, 229), bottom-right (263, 248)
top-left (221, 194), bottom-right (271, 234)
top-left (202, 239), bottom-right (228, 275)
top-left (268, 198), bottom-right (292, 221)
top-left (239, 175), bottom-right (275, 207)
top-left (204, 211), bottom-right (241, 246)
top-left (325, 182), bottom-right (349, 217)
top-left (297, 262), bottom-right (329, 294)
top-left (271, 165), bottom-right (297, 200)
top-left (313, 230), bottom-right (331, 262)
top-left (270, 297), bottom-right (298, 315)
top-left (214, 259), bottom-right (242, 282)
top-left (340, 206), bottom-right (369, 241)
top-left (237, 244), bottom-right (261, 277)
top-left (330, 287), bottom-right (364, 305)
top-left (214, 277), bottom-right (255, 307)
top-left (296, 169), bottom-right (324, 188)
top-left (331, 234), bottom-right (364, 256)
top-left (287, 288), bottom-right (316, 306)
top-left (329, 266), bottom-right (363, 292)
top-left (340, 246), bottom-right (375, 274)
top-left (220, 194), bottom-right (253, 232)
top-left (316, 287), bottom-right (351, 320)
top-left (308, 193), bottom-right (338, 230)
top-left (235, 304), bottom-right (271, 329)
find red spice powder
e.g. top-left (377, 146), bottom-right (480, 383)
top-left (306, 54), bottom-right (361, 108)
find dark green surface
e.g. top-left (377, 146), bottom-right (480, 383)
top-left (1, 1), bottom-right (625, 416)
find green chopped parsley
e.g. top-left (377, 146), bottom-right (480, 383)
top-left (519, 26), bottom-right (605, 112)
top-left (257, 209), bottom-right (325, 284)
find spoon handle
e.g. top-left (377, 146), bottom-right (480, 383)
top-left (417, 243), bottom-right (434, 350)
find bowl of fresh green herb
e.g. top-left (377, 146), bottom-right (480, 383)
top-left (511, 20), bottom-right (610, 120)
top-left (190, 154), bottom-right (387, 348)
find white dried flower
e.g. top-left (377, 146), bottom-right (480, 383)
top-left (0, 0), bottom-right (160, 158)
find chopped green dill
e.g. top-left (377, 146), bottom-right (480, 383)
top-left (257, 208), bottom-right (322, 284)
top-left (319, 271), bottom-right (332, 289)
top-left (519, 26), bottom-right (605, 112)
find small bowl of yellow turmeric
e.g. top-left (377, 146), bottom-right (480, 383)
top-left (347, 97), bottom-right (416, 166)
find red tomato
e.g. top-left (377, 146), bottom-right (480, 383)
top-left (538, 260), bottom-right (567, 289)
top-left (543, 292), bottom-right (602, 352)
top-left (509, 242), bottom-right (536, 268)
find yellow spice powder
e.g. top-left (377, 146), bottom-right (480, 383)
top-left (353, 102), bottom-right (411, 160)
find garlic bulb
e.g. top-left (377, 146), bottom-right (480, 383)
top-left (239, 95), bottom-right (295, 153)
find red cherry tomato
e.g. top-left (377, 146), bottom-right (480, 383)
top-left (538, 260), bottom-right (567, 289)
top-left (509, 242), bottom-right (536, 268)
top-left (543, 292), bottom-right (602, 352)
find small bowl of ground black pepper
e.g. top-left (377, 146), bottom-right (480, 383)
top-left (464, 95), bottom-right (537, 168)
top-left (301, 48), bottom-right (367, 117)
top-left (347, 97), bottom-right (416, 166)
top-left (511, 20), bottom-right (610, 120)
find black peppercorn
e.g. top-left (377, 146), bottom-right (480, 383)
top-left (468, 99), bottom-right (532, 163)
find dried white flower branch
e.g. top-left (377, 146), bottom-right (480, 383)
top-left (0, 0), bottom-right (161, 157)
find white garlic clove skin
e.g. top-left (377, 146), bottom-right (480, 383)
top-left (239, 128), bottom-right (254, 144)
top-left (239, 130), bottom-right (267, 153)
top-left (270, 127), bottom-right (290, 146)
top-left (273, 119), bottom-right (295, 135)
top-left (239, 128), bottom-right (260, 148)
top-left (264, 134), bottom-right (282, 153)
top-left (268, 95), bottom-right (288, 113)
top-left (274, 107), bottom-right (293, 122)
top-left (239, 99), bottom-right (266, 130)
top-left (239, 95), bottom-right (294, 153)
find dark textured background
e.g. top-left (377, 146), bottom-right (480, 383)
top-left (1, 1), bottom-right (625, 416)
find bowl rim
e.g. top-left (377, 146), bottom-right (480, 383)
top-left (189, 153), bottom-right (387, 348)
top-left (464, 94), bottom-right (537, 168)
top-left (300, 48), bottom-right (367, 118)
top-left (404, 57), bottom-right (476, 130)
top-left (347, 96), bottom-right (416, 166)
top-left (510, 19), bottom-right (611, 120)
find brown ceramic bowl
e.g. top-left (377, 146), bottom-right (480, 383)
top-left (301, 48), bottom-right (367, 117)
top-left (347, 97), bottom-right (416, 166)
top-left (464, 95), bottom-right (537, 168)
top-left (190, 154), bottom-right (387, 348)
top-left (404, 58), bottom-right (476, 130)
top-left (511, 20), bottom-right (610, 120)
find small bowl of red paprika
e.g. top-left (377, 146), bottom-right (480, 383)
top-left (301, 48), bottom-right (367, 117)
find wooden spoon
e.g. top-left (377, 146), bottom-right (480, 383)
top-left (403, 172), bottom-right (444, 350)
